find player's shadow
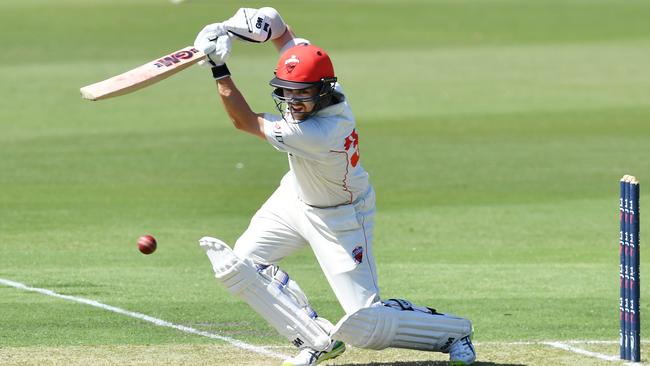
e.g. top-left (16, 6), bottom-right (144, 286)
top-left (337, 362), bottom-right (526, 366)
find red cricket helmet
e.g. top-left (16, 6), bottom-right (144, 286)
top-left (269, 44), bottom-right (339, 121)
top-left (270, 44), bottom-right (336, 89)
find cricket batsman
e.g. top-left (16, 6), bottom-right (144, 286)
top-left (193, 7), bottom-right (476, 366)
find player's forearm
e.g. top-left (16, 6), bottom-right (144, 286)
top-left (216, 78), bottom-right (264, 139)
top-left (272, 26), bottom-right (295, 52)
top-left (272, 25), bottom-right (311, 54)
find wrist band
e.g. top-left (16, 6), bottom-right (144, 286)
top-left (211, 64), bottom-right (231, 80)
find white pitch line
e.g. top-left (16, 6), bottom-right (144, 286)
top-left (0, 277), bottom-right (643, 364)
top-left (0, 278), bottom-right (289, 360)
top-left (477, 339), bottom-right (650, 345)
top-left (542, 341), bottom-right (621, 362)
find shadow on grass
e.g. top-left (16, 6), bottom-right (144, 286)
top-left (337, 362), bottom-right (527, 366)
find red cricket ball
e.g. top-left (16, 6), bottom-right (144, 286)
top-left (137, 235), bottom-right (157, 255)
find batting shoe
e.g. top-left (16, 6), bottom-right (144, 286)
top-left (281, 340), bottom-right (346, 366)
top-left (449, 335), bottom-right (476, 365)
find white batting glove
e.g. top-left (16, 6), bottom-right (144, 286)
top-left (194, 22), bottom-right (228, 53)
top-left (194, 30), bottom-right (232, 80)
top-left (223, 7), bottom-right (287, 43)
top-left (202, 36), bottom-right (232, 66)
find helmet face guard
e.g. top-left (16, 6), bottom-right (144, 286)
top-left (271, 77), bottom-right (337, 122)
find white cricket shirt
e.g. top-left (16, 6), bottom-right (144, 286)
top-left (262, 87), bottom-right (370, 208)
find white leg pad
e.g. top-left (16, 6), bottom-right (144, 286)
top-left (199, 236), bottom-right (331, 350)
top-left (331, 299), bottom-right (472, 352)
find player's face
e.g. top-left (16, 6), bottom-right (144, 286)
top-left (284, 86), bottom-right (319, 120)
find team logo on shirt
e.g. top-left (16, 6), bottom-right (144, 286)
top-left (352, 245), bottom-right (364, 264)
top-left (284, 55), bottom-right (300, 73)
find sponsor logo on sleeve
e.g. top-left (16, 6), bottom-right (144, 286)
top-left (273, 123), bottom-right (284, 143)
top-left (344, 129), bottom-right (360, 167)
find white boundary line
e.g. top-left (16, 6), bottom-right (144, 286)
top-left (0, 277), bottom-right (643, 364)
top-left (0, 278), bottom-right (289, 360)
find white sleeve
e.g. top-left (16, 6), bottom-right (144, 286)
top-left (262, 113), bottom-right (330, 160)
top-left (279, 38), bottom-right (310, 54)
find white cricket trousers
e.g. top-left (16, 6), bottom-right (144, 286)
top-left (234, 182), bottom-right (380, 314)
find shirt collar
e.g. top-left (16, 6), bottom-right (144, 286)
top-left (314, 99), bottom-right (346, 117)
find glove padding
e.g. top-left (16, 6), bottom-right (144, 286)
top-left (223, 7), bottom-right (286, 43)
top-left (206, 35), bottom-right (231, 67)
top-left (194, 26), bottom-right (232, 67)
top-left (194, 22), bottom-right (228, 53)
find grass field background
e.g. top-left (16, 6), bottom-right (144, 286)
top-left (1, 0), bottom-right (650, 365)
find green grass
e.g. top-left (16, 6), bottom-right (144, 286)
top-left (1, 0), bottom-right (650, 364)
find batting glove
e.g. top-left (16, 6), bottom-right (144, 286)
top-left (223, 7), bottom-right (287, 43)
top-left (194, 22), bottom-right (228, 51)
top-left (194, 26), bottom-right (232, 80)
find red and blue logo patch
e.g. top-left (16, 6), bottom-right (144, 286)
top-left (352, 245), bottom-right (364, 264)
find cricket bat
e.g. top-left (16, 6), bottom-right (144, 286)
top-left (80, 46), bottom-right (206, 101)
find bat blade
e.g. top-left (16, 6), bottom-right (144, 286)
top-left (80, 46), bottom-right (206, 101)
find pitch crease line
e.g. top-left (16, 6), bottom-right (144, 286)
top-left (2, 277), bottom-right (641, 363)
top-left (477, 340), bottom-right (650, 345)
top-left (542, 341), bottom-right (620, 362)
top-left (0, 278), bottom-right (289, 360)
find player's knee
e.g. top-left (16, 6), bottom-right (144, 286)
top-left (336, 295), bottom-right (379, 317)
top-left (200, 236), bottom-right (258, 294)
top-left (232, 235), bottom-right (255, 259)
